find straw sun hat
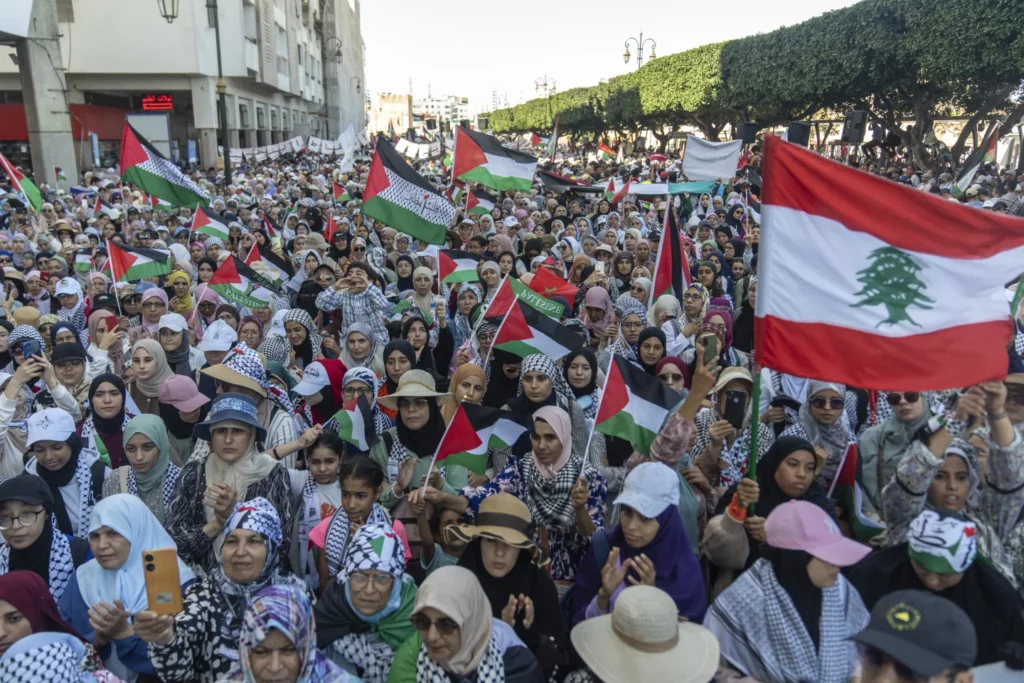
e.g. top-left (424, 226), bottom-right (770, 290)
top-left (571, 585), bottom-right (719, 683)
top-left (445, 493), bottom-right (547, 566)
top-left (376, 369), bottom-right (450, 410)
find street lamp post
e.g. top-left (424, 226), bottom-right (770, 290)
top-left (534, 75), bottom-right (556, 98)
top-left (157, 0), bottom-right (230, 177)
top-left (622, 31), bottom-right (656, 69)
top-left (350, 76), bottom-right (361, 94)
top-left (325, 36), bottom-right (343, 63)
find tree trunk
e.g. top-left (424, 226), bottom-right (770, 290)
top-left (949, 85), bottom-right (1015, 165)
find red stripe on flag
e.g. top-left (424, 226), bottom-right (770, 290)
top-left (436, 405), bottom-right (484, 462)
top-left (438, 251), bottom-right (456, 282)
top-left (595, 358), bottom-right (629, 424)
top-left (754, 314), bottom-right (1012, 391)
top-left (453, 127), bottom-right (487, 179)
top-left (762, 136), bottom-right (1024, 258)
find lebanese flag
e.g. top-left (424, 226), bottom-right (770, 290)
top-left (438, 249), bottom-right (482, 283)
top-left (431, 403), bottom-right (531, 475)
top-left (595, 355), bottom-right (683, 454)
top-left (527, 266), bottom-right (578, 302)
top-left (649, 201), bottom-right (691, 306)
top-left (755, 135), bottom-right (1024, 391)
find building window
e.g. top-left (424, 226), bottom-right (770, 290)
top-left (271, 110), bottom-right (278, 130)
top-left (283, 111), bottom-right (290, 130)
top-left (256, 107), bottom-right (266, 129)
top-left (239, 104), bottom-right (250, 128)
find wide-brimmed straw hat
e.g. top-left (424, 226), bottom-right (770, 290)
top-left (446, 493), bottom-right (547, 565)
top-left (376, 369), bottom-right (449, 409)
top-left (571, 585), bottom-right (719, 683)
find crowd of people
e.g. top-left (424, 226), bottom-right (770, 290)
top-left (0, 137), bottom-right (1019, 683)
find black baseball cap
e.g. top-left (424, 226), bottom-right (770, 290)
top-left (93, 293), bottom-right (118, 311)
top-left (852, 589), bottom-right (977, 676)
top-left (0, 474), bottom-right (54, 508)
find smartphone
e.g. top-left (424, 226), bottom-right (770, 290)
top-left (164, 286), bottom-right (176, 300)
top-left (724, 389), bottom-right (747, 430)
top-left (143, 548), bottom-right (184, 615)
top-left (594, 261), bottom-right (604, 275)
top-left (104, 316), bottom-right (119, 333)
top-left (20, 339), bottom-right (42, 360)
top-left (701, 335), bottom-right (718, 367)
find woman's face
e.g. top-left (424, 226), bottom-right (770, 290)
top-left (774, 448), bottom-right (816, 498)
top-left (293, 235), bottom-right (306, 251)
top-left (621, 313), bottom-right (644, 344)
top-left (397, 260), bottom-right (412, 278)
top-left (708, 254), bottom-right (722, 271)
top-left (285, 321), bottom-right (307, 347)
top-left (480, 538), bottom-right (520, 579)
top-left (89, 278), bottom-right (106, 297)
top-left (700, 243), bottom-right (714, 260)
top-left (656, 361), bottom-right (685, 393)
top-left (132, 349), bottom-right (159, 380)
top-left (457, 290), bottom-right (478, 316)
top-left (639, 336), bottom-right (664, 366)
top-left (0, 500), bottom-right (47, 551)
top-left (413, 272), bottom-right (432, 295)
top-left (217, 311), bottom-right (238, 330)
top-left (398, 397), bottom-right (431, 430)
top-left (211, 425), bottom-right (252, 464)
top-left (55, 357), bottom-right (85, 388)
top-left (347, 331), bottom-right (371, 359)
top-left (159, 328), bottom-right (183, 354)
top-left (615, 258), bottom-right (631, 276)
top-left (32, 440), bottom-right (73, 472)
top-left (89, 526), bottom-right (131, 571)
top-left (125, 432), bottom-right (161, 474)
top-left (349, 568), bottom-right (395, 617)
top-left (57, 292), bottom-right (78, 310)
top-left (0, 327), bottom-right (8, 354)
top-left (636, 243), bottom-right (650, 262)
top-left (487, 237), bottom-right (501, 254)
top-left (809, 389), bottom-right (843, 426)
top-left (405, 321), bottom-right (428, 350)
top-left (747, 281), bottom-right (757, 307)
top-left (221, 529), bottom-right (268, 585)
top-left (567, 355), bottom-right (592, 390)
top-left (0, 597), bottom-right (33, 656)
top-left (54, 328), bottom-right (76, 347)
top-left (731, 260), bottom-right (745, 279)
top-left (172, 279), bottom-right (189, 298)
top-left (476, 330), bottom-right (493, 358)
top-left (190, 244), bottom-right (205, 261)
top-left (624, 234), bottom-right (637, 251)
top-left (521, 370), bottom-right (552, 404)
top-left (92, 381), bottom-right (123, 420)
top-left (630, 282), bottom-right (648, 302)
top-left (929, 455), bottom-right (970, 512)
top-left (482, 269), bottom-right (500, 287)
top-left (247, 628), bottom-right (301, 683)
top-left (141, 296), bottom-right (165, 323)
top-left (304, 255), bottom-right (319, 274)
top-left (697, 266), bottom-right (715, 288)
top-left (455, 373), bottom-right (485, 405)
top-left (240, 234), bottom-right (254, 252)
top-left (564, 225), bottom-right (577, 239)
top-left (723, 243), bottom-right (735, 260)
top-left (239, 322), bottom-right (262, 349)
top-left (415, 606), bottom-right (462, 665)
top-left (807, 557), bottom-right (840, 589)
top-left (716, 232), bottom-right (729, 248)
top-left (498, 254), bottom-right (514, 274)
top-left (603, 230), bottom-right (617, 247)
top-left (342, 475), bottom-right (381, 524)
top-left (620, 505), bottom-right (660, 548)
top-left (386, 351), bottom-right (411, 383)
top-left (890, 392), bottom-right (925, 422)
top-left (308, 446), bottom-right (341, 486)
top-left (530, 418), bottom-right (562, 466)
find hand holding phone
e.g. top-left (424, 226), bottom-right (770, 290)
top-left (143, 548), bottom-right (184, 615)
top-left (724, 389), bottom-right (747, 430)
top-left (104, 316), bottom-right (120, 333)
top-left (701, 335), bottom-right (719, 367)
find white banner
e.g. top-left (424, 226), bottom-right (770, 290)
top-left (395, 138), bottom-right (410, 155)
top-left (357, 130), bottom-right (370, 146)
top-left (254, 147), bottom-right (267, 162)
top-left (307, 137), bottom-right (322, 154)
top-left (289, 135), bottom-right (304, 153)
top-left (229, 148), bottom-right (244, 163)
top-left (340, 124), bottom-right (357, 153)
top-left (681, 136), bottom-right (743, 182)
top-left (429, 141), bottom-right (441, 157)
top-left (267, 144), bottom-right (280, 159)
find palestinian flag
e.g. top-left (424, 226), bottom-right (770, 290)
top-left (527, 266), bottom-right (577, 303)
top-left (74, 250), bottom-right (93, 274)
top-left (756, 135), bottom-right (1024, 390)
top-left (54, 166), bottom-right (68, 182)
top-left (262, 215), bottom-right (280, 239)
top-left (119, 122), bottom-right (210, 207)
top-left (433, 403), bottom-right (530, 474)
top-left (828, 443), bottom-right (885, 542)
top-left (466, 189), bottom-right (497, 216)
top-left (454, 125), bottom-right (537, 192)
top-left (605, 178), bottom-right (631, 204)
top-left (149, 193), bottom-right (172, 209)
top-left (331, 395), bottom-right (377, 452)
top-left (530, 133), bottom-right (549, 149)
top-left (333, 182), bottom-right (351, 202)
top-left (106, 240), bottom-right (173, 283)
top-left (362, 136), bottom-right (456, 245)
top-left (389, 299), bottom-right (434, 325)
top-left (650, 201), bottom-right (691, 306)
top-left (492, 300), bottom-right (585, 360)
top-left (439, 249), bottom-right (482, 283)
top-left (92, 196), bottom-right (113, 218)
top-left (485, 275), bottom-right (564, 322)
top-left (598, 142), bottom-right (616, 160)
top-left (89, 433), bottom-right (112, 467)
top-left (192, 205), bottom-right (231, 240)
top-left (604, 178), bottom-right (617, 201)
top-left (595, 355), bottom-right (683, 454)
top-left (209, 256), bottom-right (271, 308)
top-left (244, 242), bottom-right (292, 286)
top-left (953, 123), bottom-right (999, 197)
top-left (0, 152), bottom-right (42, 212)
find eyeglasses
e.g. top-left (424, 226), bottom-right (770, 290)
top-left (349, 571), bottom-right (394, 591)
top-left (1006, 393), bottom-right (1024, 406)
top-left (142, 301), bottom-right (165, 309)
top-left (343, 386), bottom-right (371, 399)
top-left (631, 286), bottom-right (646, 294)
top-left (810, 397), bottom-right (845, 410)
top-left (0, 510), bottom-right (42, 530)
top-left (658, 372), bottom-right (684, 383)
top-left (622, 321), bottom-right (644, 330)
top-left (410, 613), bottom-right (459, 635)
top-left (397, 397), bottom-right (429, 410)
top-left (682, 293), bottom-right (702, 302)
top-left (314, 275), bottom-right (335, 283)
top-left (55, 360), bottom-right (85, 370)
top-left (0, 258), bottom-right (11, 264)
top-left (886, 392), bottom-right (921, 406)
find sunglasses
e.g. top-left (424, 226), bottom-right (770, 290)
top-left (658, 372), bottom-right (684, 383)
top-left (1006, 393), bottom-right (1024, 406)
top-left (410, 613), bottom-right (459, 636)
top-left (353, 247), bottom-right (365, 252)
top-left (886, 392), bottom-right (921, 406)
top-left (811, 397), bottom-right (845, 410)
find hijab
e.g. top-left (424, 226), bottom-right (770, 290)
top-left (395, 254), bottom-right (416, 292)
top-left (130, 339), bottom-right (173, 398)
top-left (139, 288), bottom-right (168, 335)
top-left (204, 421), bottom-right (278, 522)
top-left (76, 494), bottom-right (194, 613)
top-left (122, 415), bottom-right (173, 499)
top-left (88, 373), bottom-right (126, 439)
top-left (0, 570), bottom-right (79, 637)
top-left (563, 348), bottom-right (597, 399)
top-left (762, 546), bottom-right (824, 648)
top-left (341, 321), bottom-right (379, 370)
top-left (412, 566), bottom-right (493, 675)
top-left (283, 309), bottom-right (322, 369)
top-left (163, 324), bottom-right (193, 376)
top-left (308, 358), bottom-right (348, 426)
top-left (635, 327), bottom-right (667, 375)
top-left (410, 266), bottom-right (435, 314)
top-left (0, 477), bottom-right (64, 584)
top-left (0, 320), bottom-right (11, 369)
top-left (441, 363), bottom-right (486, 425)
top-left (753, 435), bottom-right (835, 518)
top-left (382, 340), bottom-right (416, 393)
top-left (395, 394), bottom-right (446, 459)
top-left (581, 286), bottom-right (614, 334)
top-left (532, 405), bottom-right (573, 480)
top-left (166, 271), bottom-right (193, 314)
top-left (508, 354), bottom-right (573, 417)
top-left (483, 348), bottom-right (521, 409)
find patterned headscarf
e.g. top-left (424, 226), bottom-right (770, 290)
top-left (907, 510), bottom-right (977, 574)
top-left (0, 632), bottom-right (89, 682)
top-left (283, 308), bottom-right (323, 360)
top-left (227, 585), bottom-right (344, 682)
top-left (517, 354), bottom-right (574, 405)
top-left (683, 282), bottom-right (710, 323)
top-left (258, 335), bottom-right (289, 364)
top-left (323, 504), bottom-right (391, 578)
top-left (340, 522), bottom-right (406, 581)
top-left (5, 325), bottom-right (43, 369)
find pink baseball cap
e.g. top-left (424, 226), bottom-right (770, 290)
top-left (158, 375), bottom-right (211, 413)
top-left (765, 500), bottom-right (871, 567)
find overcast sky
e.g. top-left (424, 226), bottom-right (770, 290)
top-left (361, 0), bottom-right (862, 114)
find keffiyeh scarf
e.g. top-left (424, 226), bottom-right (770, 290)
top-left (414, 633), bottom-right (504, 683)
top-left (323, 504), bottom-right (392, 577)
top-left (522, 453), bottom-right (590, 534)
top-left (0, 518), bottom-right (75, 601)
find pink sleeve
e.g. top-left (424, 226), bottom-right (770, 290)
top-left (309, 517), bottom-right (331, 550)
top-left (392, 520), bottom-right (412, 560)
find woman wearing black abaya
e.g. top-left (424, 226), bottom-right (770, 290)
top-left (377, 339), bottom-right (417, 421)
top-left (483, 348), bottom-right (522, 409)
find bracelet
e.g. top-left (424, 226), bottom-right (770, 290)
top-left (271, 447), bottom-right (279, 460)
top-left (987, 410), bottom-right (1008, 421)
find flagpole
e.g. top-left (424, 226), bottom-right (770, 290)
top-left (105, 240), bottom-right (125, 319)
top-left (648, 193), bottom-right (671, 308)
top-left (420, 403), bottom-right (460, 498)
top-left (747, 365), bottom-right (763, 491)
top-left (481, 289), bottom-right (517, 371)
top-left (468, 273), bottom-right (507, 345)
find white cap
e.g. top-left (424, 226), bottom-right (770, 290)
top-left (107, 209), bottom-right (121, 220)
top-left (502, 216), bottom-right (518, 228)
top-left (613, 462), bottom-right (680, 518)
top-left (291, 361), bottom-right (330, 396)
top-left (198, 319), bottom-right (238, 351)
top-left (54, 277), bottom-right (80, 297)
top-left (158, 313), bottom-right (188, 333)
top-left (27, 408), bottom-right (76, 448)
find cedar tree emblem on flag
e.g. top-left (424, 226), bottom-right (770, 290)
top-left (851, 247), bottom-right (934, 327)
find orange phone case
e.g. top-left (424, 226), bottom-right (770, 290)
top-left (143, 548), bottom-right (183, 615)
